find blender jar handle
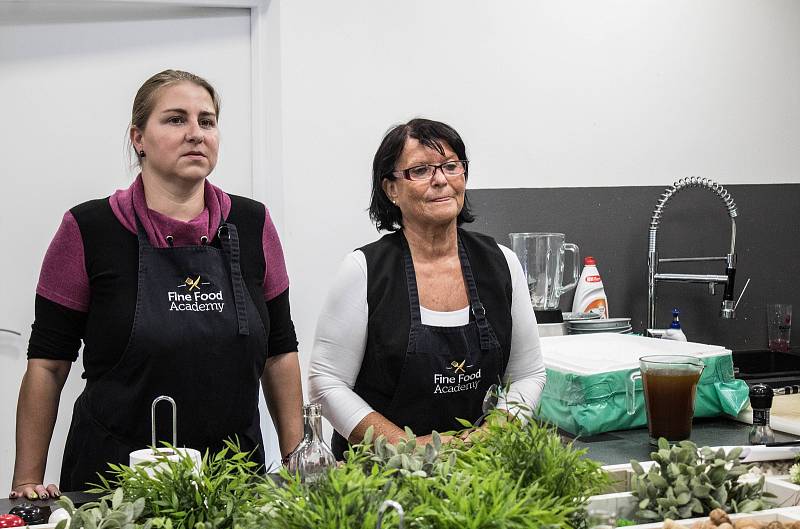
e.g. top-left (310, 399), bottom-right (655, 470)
top-left (626, 370), bottom-right (642, 415)
top-left (558, 243), bottom-right (581, 295)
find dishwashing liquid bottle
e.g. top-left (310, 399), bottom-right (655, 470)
top-left (572, 256), bottom-right (609, 318)
top-left (663, 308), bottom-right (687, 341)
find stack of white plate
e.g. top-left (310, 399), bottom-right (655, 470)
top-left (567, 317), bottom-right (632, 335)
top-left (562, 311), bottom-right (601, 322)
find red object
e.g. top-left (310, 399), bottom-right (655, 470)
top-left (586, 275), bottom-right (602, 283)
top-left (0, 514), bottom-right (25, 528)
top-left (584, 256), bottom-right (597, 265)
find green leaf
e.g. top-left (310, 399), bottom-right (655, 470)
top-left (693, 484), bottom-right (712, 498)
top-left (111, 488), bottom-right (123, 510)
top-left (132, 498), bottom-right (145, 519)
top-left (666, 486), bottom-right (676, 501)
top-left (432, 431), bottom-right (442, 451)
top-left (657, 497), bottom-right (677, 509)
top-left (713, 486), bottom-right (728, 507)
top-left (454, 417), bottom-right (474, 428)
top-left (638, 509), bottom-right (660, 520)
top-left (631, 460), bottom-right (645, 476)
top-left (708, 465), bottom-right (727, 486)
top-left (84, 512), bottom-right (98, 529)
top-left (362, 426), bottom-right (374, 445)
top-left (386, 454), bottom-right (402, 468)
top-left (648, 471), bottom-right (669, 490)
top-left (424, 442), bottom-right (436, 463)
top-left (658, 437), bottom-right (670, 450)
top-left (738, 500), bottom-right (762, 513)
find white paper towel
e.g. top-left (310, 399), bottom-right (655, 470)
top-left (129, 447), bottom-right (202, 476)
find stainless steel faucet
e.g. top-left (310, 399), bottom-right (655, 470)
top-left (647, 177), bottom-right (739, 335)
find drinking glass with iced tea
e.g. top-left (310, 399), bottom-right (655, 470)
top-left (625, 355), bottom-right (705, 445)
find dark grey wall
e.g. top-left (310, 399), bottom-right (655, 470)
top-left (467, 184), bottom-right (799, 351)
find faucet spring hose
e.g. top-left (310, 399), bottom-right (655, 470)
top-left (648, 177), bottom-right (738, 253)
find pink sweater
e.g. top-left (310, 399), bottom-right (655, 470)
top-left (37, 175), bottom-right (289, 312)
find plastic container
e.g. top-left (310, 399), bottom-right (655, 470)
top-left (536, 334), bottom-right (750, 435)
top-left (572, 256), bottom-right (609, 318)
top-left (663, 308), bottom-right (687, 341)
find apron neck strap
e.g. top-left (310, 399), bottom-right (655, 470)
top-left (457, 235), bottom-right (495, 350)
top-left (218, 221), bottom-right (250, 336)
top-left (134, 210), bottom-right (151, 247)
top-left (401, 231), bottom-right (493, 346)
top-left (134, 207), bottom-right (226, 248)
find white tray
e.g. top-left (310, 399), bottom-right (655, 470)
top-left (541, 334), bottom-right (730, 375)
top-left (588, 461), bottom-right (800, 528)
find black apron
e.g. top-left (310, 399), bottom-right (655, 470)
top-left (332, 233), bottom-right (504, 459)
top-left (60, 214), bottom-right (268, 491)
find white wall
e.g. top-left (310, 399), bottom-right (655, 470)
top-left (271, 0), bottom-right (800, 400)
top-left (0, 3), bottom-right (266, 488)
top-left (2, 0), bottom-right (799, 480)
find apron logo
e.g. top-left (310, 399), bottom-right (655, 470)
top-left (178, 275), bottom-right (210, 291)
top-left (448, 359), bottom-right (467, 374)
top-left (434, 359), bottom-right (481, 394)
top-left (167, 274), bottom-right (225, 313)
top-left (178, 275), bottom-right (211, 292)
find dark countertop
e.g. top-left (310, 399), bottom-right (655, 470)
top-left (569, 416), bottom-right (799, 465)
top-left (0, 491), bottom-right (97, 518)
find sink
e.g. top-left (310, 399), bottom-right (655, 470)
top-left (733, 349), bottom-right (800, 387)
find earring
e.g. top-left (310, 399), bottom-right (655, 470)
top-left (139, 150), bottom-right (146, 158)
top-left (392, 200), bottom-right (397, 205)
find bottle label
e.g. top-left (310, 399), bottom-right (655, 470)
top-left (584, 298), bottom-right (607, 318)
top-left (753, 409), bottom-right (770, 426)
top-left (586, 275), bottom-right (602, 283)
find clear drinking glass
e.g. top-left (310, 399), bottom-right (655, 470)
top-left (767, 304), bottom-right (792, 352)
top-left (508, 232), bottom-right (580, 310)
top-left (625, 355), bottom-right (704, 445)
top-left (286, 403), bottom-right (336, 483)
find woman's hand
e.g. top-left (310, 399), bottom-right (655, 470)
top-left (8, 482), bottom-right (60, 500)
top-left (414, 433), bottom-right (453, 446)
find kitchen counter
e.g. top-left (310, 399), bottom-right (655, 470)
top-left (568, 416), bottom-right (798, 465)
top-left (736, 394), bottom-right (800, 436)
top-left (0, 491), bottom-right (97, 517)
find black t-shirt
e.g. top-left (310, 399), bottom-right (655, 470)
top-left (28, 196), bottom-right (298, 380)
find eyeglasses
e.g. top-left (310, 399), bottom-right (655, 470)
top-left (391, 160), bottom-right (469, 181)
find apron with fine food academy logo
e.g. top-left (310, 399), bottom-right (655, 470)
top-left (60, 214), bottom-right (268, 491)
top-left (331, 232), bottom-right (504, 459)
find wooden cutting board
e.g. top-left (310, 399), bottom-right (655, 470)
top-left (736, 393), bottom-right (800, 435)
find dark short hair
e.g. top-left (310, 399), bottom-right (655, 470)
top-left (369, 118), bottom-right (475, 232)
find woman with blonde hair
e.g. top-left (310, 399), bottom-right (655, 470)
top-left (10, 70), bottom-right (303, 497)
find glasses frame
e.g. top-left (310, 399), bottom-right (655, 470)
top-left (390, 159), bottom-right (469, 181)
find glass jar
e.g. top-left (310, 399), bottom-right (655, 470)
top-left (286, 403), bottom-right (336, 483)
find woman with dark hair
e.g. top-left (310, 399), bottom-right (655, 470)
top-left (309, 118), bottom-right (546, 458)
top-left (10, 70), bottom-right (303, 498)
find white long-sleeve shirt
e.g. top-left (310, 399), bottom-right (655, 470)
top-left (308, 244), bottom-right (546, 439)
